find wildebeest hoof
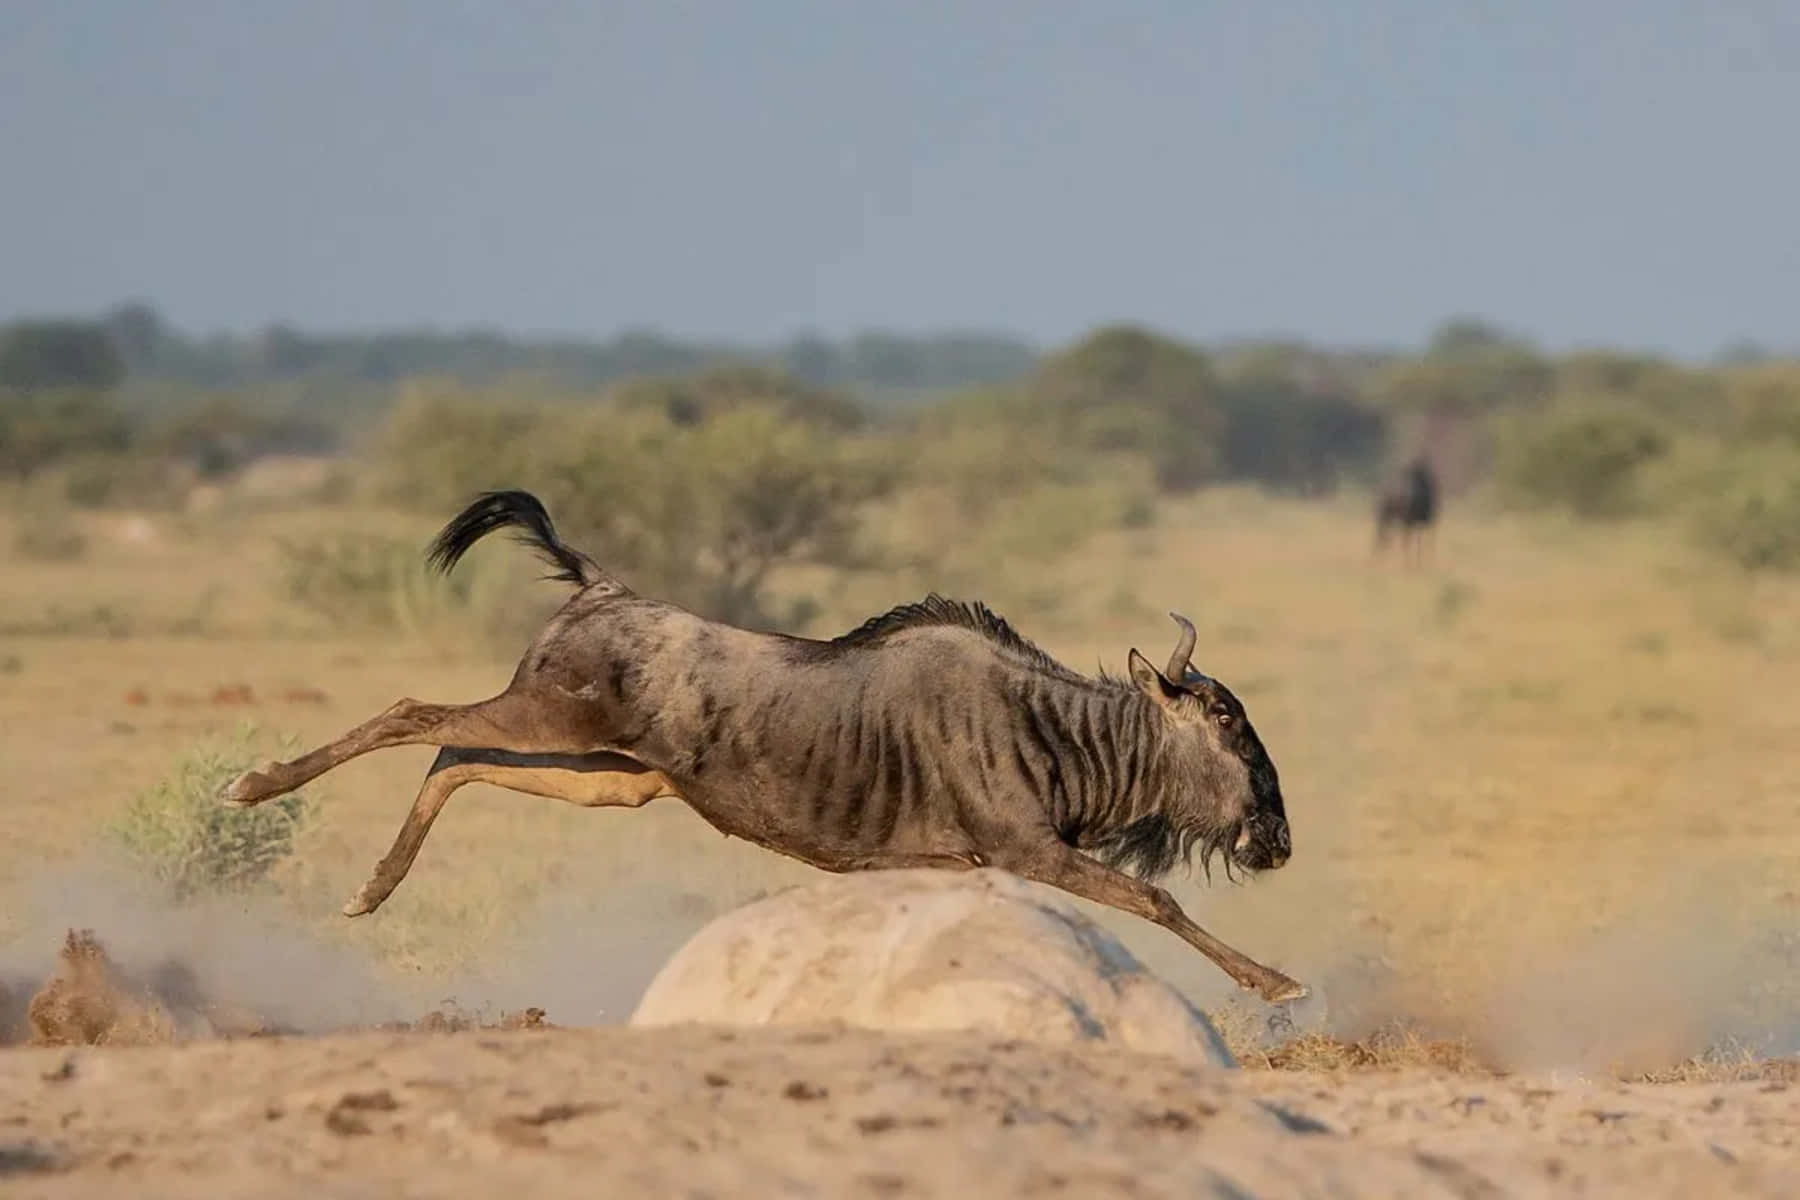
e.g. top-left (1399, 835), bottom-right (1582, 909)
top-left (341, 883), bottom-right (384, 917)
top-left (220, 767), bottom-right (281, 807)
top-left (1245, 971), bottom-right (1309, 1004)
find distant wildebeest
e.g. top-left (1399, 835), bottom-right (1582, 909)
top-left (223, 491), bottom-right (1305, 1003)
top-left (1373, 456), bottom-right (1439, 563)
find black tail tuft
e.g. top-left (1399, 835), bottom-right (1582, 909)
top-left (425, 490), bottom-right (602, 588)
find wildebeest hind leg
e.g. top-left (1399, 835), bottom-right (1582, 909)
top-left (343, 748), bottom-right (677, 917)
top-left (220, 689), bottom-right (593, 807)
top-left (1000, 841), bottom-right (1308, 1003)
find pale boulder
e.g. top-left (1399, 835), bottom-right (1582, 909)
top-left (630, 867), bottom-right (1236, 1067)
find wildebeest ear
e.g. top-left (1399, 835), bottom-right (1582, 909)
top-left (1128, 648), bottom-right (1182, 706)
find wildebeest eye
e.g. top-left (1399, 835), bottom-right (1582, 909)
top-left (1213, 710), bottom-right (1234, 728)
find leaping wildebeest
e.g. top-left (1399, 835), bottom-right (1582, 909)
top-left (223, 490), bottom-right (1306, 1002)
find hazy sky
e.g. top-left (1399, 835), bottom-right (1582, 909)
top-left (4, 1), bottom-right (1797, 357)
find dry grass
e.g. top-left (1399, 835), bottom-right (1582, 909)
top-left (2, 482), bottom-right (1798, 1075)
top-left (1633, 1046), bottom-right (1800, 1084)
top-left (1205, 999), bottom-right (1495, 1074)
top-left (1255, 1029), bottom-right (1492, 1074)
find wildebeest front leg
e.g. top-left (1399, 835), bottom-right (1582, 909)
top-left (1004, 842), bottom-right (1308, 1003)
top-left (344, 748), bottom-right (678, 917)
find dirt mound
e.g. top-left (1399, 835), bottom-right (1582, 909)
top-left (632, 868), bottom-right (1236, 1067)
top-left (26, 929), bottom-right (158, 1046)
top-left (3, 929), bottom-right (552, 1048)
top-left (13, 929), bottom-right (290, 1047)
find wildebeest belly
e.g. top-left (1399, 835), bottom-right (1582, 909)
top-left (666, 759), bottom-right (976, 870)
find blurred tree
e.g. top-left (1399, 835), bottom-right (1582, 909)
top-left (781, 331), bottom-right (843, 385)
top-left (1216, 374), bottom-right (1387, 496)
top-left (1713, 339), bottom-right (1772, 366)
top-left (258, 324), bottom-right (326, 375)
top-left (1030, 324), bottom-right (1225, 491)
top-left (101, 301), bottom-right (169, 368)
top-left (78, 308), bottom-right (1036, 400)
top-left (1495, 406), bottom-right (1670, 518)
top-left (372, 388), bottom-right (894, 629)
top-left (0, 320), bottom-right (126, 392)
top-left (849, 332), bottom-right (928, 389)
top-left (0, 391), bottom-right (134, 476)
top-left (611, 364), bottom-right (865, 431)
top-left (1553, 351), bottom-right (1720, 426)
top-left (1719, 362), bottom-right (1800, 444)
top-left (1427, 316), bottom-right (1531, 357)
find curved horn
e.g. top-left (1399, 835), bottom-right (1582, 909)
top-left (1165, 612), bottom-right (1197, 682)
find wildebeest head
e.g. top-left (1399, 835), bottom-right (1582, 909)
top-left (1123, 613), bottom-right (1292, 879)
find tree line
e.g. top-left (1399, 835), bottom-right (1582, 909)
top-left (0, 303), bottom-right (1038, 394)
top-left (5, 305), bottom-right (1800, 606)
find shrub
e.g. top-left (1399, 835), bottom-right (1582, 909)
top-left (1215, 378), bottom-right (1388, 495)
top-left (901, 387), bottom-right (1160, 563)
top-left (1720, 363), bottom-right (1800, 445)
top-left (610, 364), bottom-right (866, 431)
top-left (275, 531), bottom-right (435, 628)
top-left (0, 321), bottom-right (125, 391)
top-left (366, 385), bottom-right (540, 512)
top-left (55, 451), bottom-right (187, 510)
top-left (1027, 325), bottom-right (1226, 492)
top-left (905, 391), bottom-right (1086, 517)
top-left (0, 388), bottom-right (134, 477)
top-left (1690, 461), bottom-right (1800, 572)
top-left (276, 526), bottom-right (537, 636)
top-left (1495, 405), bottom-right (1671, 518)
top-left (536, 406), bottom-right (897, 628)
top-left (107, 728), bottom-right (311, 900)
top-left (371, 385), bottom-right (899, 632)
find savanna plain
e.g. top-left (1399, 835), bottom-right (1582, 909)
top-left (3, 475), bottom-right (1799, 1197)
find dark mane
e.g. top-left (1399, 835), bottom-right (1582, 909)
top-left (829, 593), bottom-right (1087, 681)
top-left (1087, 813), bottom-right (1244, 885)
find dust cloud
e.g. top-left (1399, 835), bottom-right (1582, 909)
top-left (434, 875), bottom-right (769, 1029)
top-left (0, 852), bottom-right (430, 1043)
top-left (1471, 864), bottom-right (1798, 1075)
top-left (0, 846), bottom-right (768, 1045)
top-left (3, 838), bottom-right (1795, 1073)
top-left (1259, 856), bottom-right (1800, 1076)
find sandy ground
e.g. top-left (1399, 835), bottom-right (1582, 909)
top-left (2, 1025), bottom-right (1797, 1199)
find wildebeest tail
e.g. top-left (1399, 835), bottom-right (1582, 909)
top-left (425, 489), bottom-right (604, 588)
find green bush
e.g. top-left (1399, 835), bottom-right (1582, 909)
top-left (901, 386), bottom-right (1160, 562)
top-left (369, 387), bottom-right (899, 631)
top-left (906, 391), bottom-right (1084, 515)
top-left (0, 321), bottom-right (125, 391)
top-left (1552, 352), bottom-right (1720, 427)
top-left (1690, 459), bottom-right (1800, 572)
top-left (0, 388), bottom-right (134, 477)
top-left (1027, 325), bottom-right (1226, 492)
top-left (54, 450), bottom-right (187, 510)
top-left (107, 728), bottom-right (311, 900)
top-left (536, 406), bottom-right (896, 628)
top-left (1495, 405), bottom-right (1671, 518)
top-left (367, 386), bottom-right (541, 512)
top-left (611, 364), bottom-right (866, 431)
top-left (275, 531), bottom-right (435, 627)
top-left (280, 527), bottom-right (531, 633)
top-left (1720, 363), bottom-right (1800, 445)
top-left (1215, 378), bottom-right (1387, 495)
